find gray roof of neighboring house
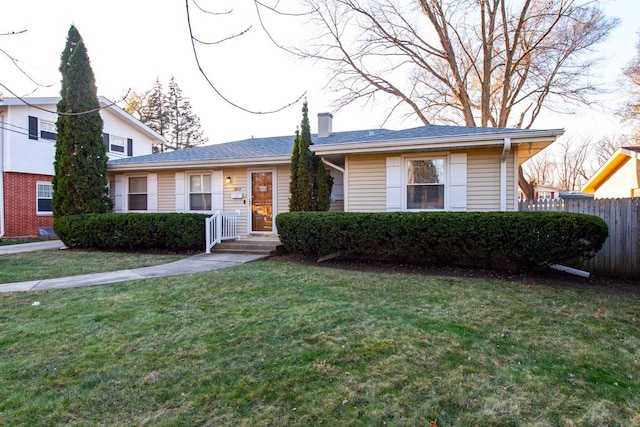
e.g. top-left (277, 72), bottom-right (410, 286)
top-left (108, 124), bottom-right (531, 166)
top-left (623, 146), bottom-right (640, 153)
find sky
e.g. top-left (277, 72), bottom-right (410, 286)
top-left (1, 0), bottom-right (639, 146)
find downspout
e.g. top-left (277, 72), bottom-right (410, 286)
top-left (500, 137), bottom-right (511, 212)
top-left (0, 111), bottom-right (5, 237)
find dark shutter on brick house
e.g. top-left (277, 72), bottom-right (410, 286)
top-left (127, 138), bottom-right (133, 156)
top-left (28, 116), bottom-right (38, 140)
top-left (102, 133), bottom-right (109, 150)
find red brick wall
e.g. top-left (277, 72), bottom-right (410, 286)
top-left (3, 172), bottom-right (53, 238)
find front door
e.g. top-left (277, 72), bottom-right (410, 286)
top-left (250, 171), bottom-right (274, 233)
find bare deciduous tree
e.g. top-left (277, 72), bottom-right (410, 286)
top-left (622, 35), bottom-right (640, 143)
top-left (555, 137), bottom-right (594, 191)
top-left (523, 148), bottom-right (556, 188)
top-left (593, 134), bottom-right (628, 168)
top-left (295, 0), bottom-right (617, 199)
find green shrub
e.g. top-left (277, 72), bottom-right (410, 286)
top-left (275, 211), bottom-right (609, 269)
top-left (53, 213), bottom-right (209, 251)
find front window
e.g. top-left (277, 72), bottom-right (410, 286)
top-left (40, 120), bottom-right (57, 141)
top-left (110, 135), bottom-right (126, 153)
top-left (406, 158), bottom-right (445, 210)
top-left (36, 182), bottom-right (53, 215)
top-left (189, 174), bottom-right (212, 210)
top-left (128, 176), bottom-right (147, 211)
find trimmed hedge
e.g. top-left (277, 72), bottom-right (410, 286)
top-left (275, 211), bottom-right (609, 269)
top-left (53, 213), bottom-right (209, 251)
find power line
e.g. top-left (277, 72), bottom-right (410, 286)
top-left (0, 82), bottom-right (130, 116)
top-left (0, 125), bottom-right (30, 137)
top-left (185, 0), bottom-right (305, 115)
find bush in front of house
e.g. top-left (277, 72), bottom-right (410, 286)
top-left (53, 213), bottom-right (209, 251)
top-left (275, 211), bottom-right (609, 269)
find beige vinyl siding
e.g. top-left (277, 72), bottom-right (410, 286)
top-left (507, 149), bottom-right (516, 211)
top-left (276, 166), bottom-right (290, 217)
top-left (594, 158), bottom-right (638, 199)
top-left (222, 168), bottom-right (248, 236)
top-left (467, 149), bottom-right (501, 211)
top-left (346, 154), bottom-right (386, 212)
top-left (157, 172), bottom-right (175, 212)
top-left (467, 148), bottom-right (517, 211)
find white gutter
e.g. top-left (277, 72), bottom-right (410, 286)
top-left (108, 155), bottom-right (291, 172)
top-left (0, 111), bottom-right (5, 237)
top-left (500, 137), bottom-right (511, 212)
top-left (321, 157), bottom-right (345, 173)
top-left (310, 129), bottom-right (564, 156)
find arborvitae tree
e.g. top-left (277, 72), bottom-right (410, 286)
top-left (295, 101), bottom-right (315, 210)
top-left (53, 25), bottom-right (111, 216)
top-left (289, 128), bottom-right (301, 211)
top-left (289, 100), bottom-right (333, 211)
top-left (315, 157), bottom-right (333, 211)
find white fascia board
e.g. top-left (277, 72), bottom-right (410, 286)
top-left (108, 156), bottom-right (291, 172)
top-left (0, 97), bottom-right (60, 106)
top-left (310, 129), bottom-right (565, 156)
top-left (98, 97), bottom-right (167, 144)
top-left (0, 97), bottom-right (167, 145)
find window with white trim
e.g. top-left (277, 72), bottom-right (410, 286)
top-left (40, 120), bottom-right (57, 140)
top-left (36, 182), bottom-right (53, 215)
top-left (110, 135), bottom-right (126, 153)
top-left (406, 158), bottom-right (445, 210)
top-left (128, 176), bottom-right (148, 211)
top-left (189, 174), bottom-right (212, 211)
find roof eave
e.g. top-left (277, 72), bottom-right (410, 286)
top-left (582, 147), bottom-right (639, 193)
top-left (310, 129), bottom-right (564, 156)
top-left (98, 96), bottom-right (167, 144)
top-left (108, 155), bottom-right (291, 172)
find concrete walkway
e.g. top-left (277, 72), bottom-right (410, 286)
top-left (0, 241), bottom-right (267, 293)
top-left (0, 240), bottom-right (66, 254)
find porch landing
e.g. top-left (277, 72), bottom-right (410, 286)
top-left (210, 235), bottom-right (282, 256)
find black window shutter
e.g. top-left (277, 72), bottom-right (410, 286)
top-left (127, 138), bottom-right (133, 156)
top-left (103, 133), bottom-right (109, 150)
top-left (28, 116), bottom-right (38, 140)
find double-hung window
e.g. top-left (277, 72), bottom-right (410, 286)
top-left (36, 182), bottom-right (53, 215)
top-left (128, 176), bottom-right (148, 211)
top-left (110, 135), bottom-right (126, 153)
top-left (189, 174), bottom-right (212, 211)
top-left (40, 120), bottom-right (57, 140)
top-left (406, 158), bottom-right (445, 210)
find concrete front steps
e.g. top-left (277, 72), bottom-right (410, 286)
top-left (210, 236), bottom-right (282, 256)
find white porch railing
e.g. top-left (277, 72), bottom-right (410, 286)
top-left (206, 210), bottom-right (240, 253)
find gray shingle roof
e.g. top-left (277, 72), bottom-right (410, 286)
top-left (108, 124), bottom-right (535, 166)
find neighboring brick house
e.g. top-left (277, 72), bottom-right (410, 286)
top-left (0, 96), bottom-right (166, 238)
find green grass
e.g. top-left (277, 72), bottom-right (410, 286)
top-left (0, 250), bottom-right (186, 283)
top-left (0, 260), bottom-right (638, 426)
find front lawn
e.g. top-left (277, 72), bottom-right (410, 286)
top-left (0, 250), bottom-right (186, 283)
top-left (0, 260), bottom-right (638, 425)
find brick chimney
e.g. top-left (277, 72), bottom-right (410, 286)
top-left (317, 112), bottom-right (333, 137)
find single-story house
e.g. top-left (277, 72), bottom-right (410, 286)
top-left (0, 96), bottom-right (166, 238)
top-left (582, 146), bottom-right (640, 198)
top-left (107, 113), bottom-right (563, 238)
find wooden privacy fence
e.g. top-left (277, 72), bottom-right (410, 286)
top-left (519, 198), bottom-right (640, 279)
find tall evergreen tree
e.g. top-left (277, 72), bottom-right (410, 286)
top-left (53, 25), bottom-right (111, 216)
top-left (122, 76), bottom-right (208, 152)
top-left (289, 100), bottom-right (333, 211)
top-left (165, 76), bottom-right (208, 151)
top-left (289, 128), bottom-right (301, 211)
